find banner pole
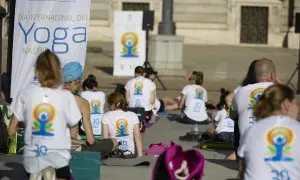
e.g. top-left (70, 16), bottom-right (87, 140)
top-left (7, 0), bottom-right (15, 102)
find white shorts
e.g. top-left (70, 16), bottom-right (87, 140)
top-left (24, 152), bottom-right (69, 174)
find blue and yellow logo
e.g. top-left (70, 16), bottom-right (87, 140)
top-left (194, 88), bottom-right (203, 100)
top-left (90, 99), bottom-right (101, 114)
top-left (32, 103), bottom-right (56, 137)
top-left (265, 127), bottom-right (294, 162)
top-left (121, 32), bottom-right (139, 58)
top-left (249, 88), bottom-right (264, 109)
top-left (134, 82), bottom-right (143, 95)
top-left (116, 119), bottom-right (129, 137)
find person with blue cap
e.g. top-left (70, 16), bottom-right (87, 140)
top-left (63, 62), bottom-right (118, 154)
top-left (63, 61), bottom-right (96, 147)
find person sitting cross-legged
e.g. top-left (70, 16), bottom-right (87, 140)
top-left (102, 92), bottom-right (143, 157)
top-left (80, 75), bottom-right (105, 136)
top-left (196, 89), bottom-right (235, 143)
top-left (238, 84), bottom-right (300, 180)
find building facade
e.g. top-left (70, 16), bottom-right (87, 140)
top-left (89, 0), bottom-right (300, 48)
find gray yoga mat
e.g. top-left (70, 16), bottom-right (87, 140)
top-left (0, 154), bottom-right (28, 180)
top-left (103, 156), bottom-right (153, 166)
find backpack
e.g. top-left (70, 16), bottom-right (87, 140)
top-left (152, 142), bottom-right (205, 180)
top-left (145, 143), bottom-right (169, 158)
top-left (0, 107), bottom-right (8, 153)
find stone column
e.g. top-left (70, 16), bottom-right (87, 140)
top-left (158, 0), bottom-right (176, 35)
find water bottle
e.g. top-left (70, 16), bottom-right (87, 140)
top-left (194, 124), bottom-right (199, 134)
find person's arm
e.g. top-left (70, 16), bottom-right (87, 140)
top-left (9, 92), bottom-right (25, 136)
top-left (125, 90), bottom-right (130, 104)
top-left (229, 94), bottom-right (238, 121)
top-left (178, 95), bottom-right (186, 110)
top-left (150, 82), bottom-right (156, 105)
top-left (150, 90), bottom-right (156, 105)
top-left (75, 96), bottom-right (95, 145)
top-left (133, 123), bottom-right (143, 156)
top-left (8, 116), bottom-right (19, 136)
top-left (179, 86), bottom-right (188, 110)
top-left (125, 81), bottom-right (130, 104)
top-left (101, 115), bottom-right (109, 139)
top-left (239, 158), bottom-right (245, 180)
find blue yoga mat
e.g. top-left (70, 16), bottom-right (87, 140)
top-left (70, 152), bottom-right (101, 180)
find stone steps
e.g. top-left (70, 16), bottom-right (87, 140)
top-left (90, 0), bottom-right (109, 20)
top-left (174, 0), bottom-right (227, 24)
top-left (174, 13), bottom-right (227, 24)
top-left (174, 4), bottom-right (227, 14)
top-left (174, 0), bottom-right (227, 5)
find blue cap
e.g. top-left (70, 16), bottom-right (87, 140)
top-left (63, 62), bottom-right (83, 82)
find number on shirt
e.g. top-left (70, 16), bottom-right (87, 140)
top-left (135, 99), bottom-right (142, 107)
top-left (272, 170), bottom-right (290, 180)
top-left (249, 116), bottom-right (255, 125)
top-left (193, 103), bottom-right (201, 112)
top-left (92, 117), bottom-right (100, 128)
top-left (34, 144), bottom-right (48, 157)
top-left (119, 140), bottom-right (129, 151)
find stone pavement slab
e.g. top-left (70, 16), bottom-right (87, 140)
top-left (101, 111), bottom-right (238, 180)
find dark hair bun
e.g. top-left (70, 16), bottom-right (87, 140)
top-left (220, 88), bottom-right (226, 94)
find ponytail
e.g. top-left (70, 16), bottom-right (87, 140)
top-left (35, 49), bottom-right (61, 88)
top-left (107, 92), bottom-right (126, 111)
top-left (216, 88), bottom-right (230, 110)
top-left (195, 71), bottom-right (204, 85)
top-left (253, 84), bottom-right (295, 120)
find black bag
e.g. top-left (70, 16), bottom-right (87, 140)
top-left (0, 108), bottom-right (8, 153)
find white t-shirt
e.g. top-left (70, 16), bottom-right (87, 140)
top-left (232, 82), bottom-right (273, 138)
top-left (152, 98), bottom-right (161, 115)
top-left (101, 109), bottom-right (139, 154)
top-left (10, 85), bottom-right (81, 159)
top-left (238, 116), bottom-right (300, 180)
top-left (80, 91), bottom-right (105, 135)
top-left (181, 84), bottom-right (208, 122)
top-left (125, 76), bottom-right (156, 111)
top-left (215, 109), bottom-right (234, 133)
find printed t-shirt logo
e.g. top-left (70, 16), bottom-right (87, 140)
top-left (32, 103), bottom-right (56, 136)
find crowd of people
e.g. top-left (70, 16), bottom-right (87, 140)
top-left (1, 48), bottom-right (300, 180)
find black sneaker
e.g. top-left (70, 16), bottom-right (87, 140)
top-left (179, 133), bottom-right (201, 141)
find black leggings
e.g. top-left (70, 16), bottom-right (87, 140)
top-left (83, 139), bottom-right (115, 156)
top-left (180, 114), bottom-right (209, 125)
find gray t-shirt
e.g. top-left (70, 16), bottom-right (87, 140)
top-left (238, 116), bottom-right (300, 180)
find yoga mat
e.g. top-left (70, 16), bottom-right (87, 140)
top-left (70, 152), bottom-right (101, 180)
top-left (0, 154), bottom-right (28, 180)
top-left (199, 141), bottom-right (234, 150)
top-left (103, 156), bottom-right (152, 166)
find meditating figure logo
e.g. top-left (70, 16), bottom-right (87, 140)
top-left (121, 32), bottom-right (139, 58)
top-left (134, 82), bottom-right (143, 95)
top-left (194, 88), bottom-right (203, 100)
top-left (90, 99), bottom-right (101, 114)
top-left (265, 127), bottom-right (294, 162)
top-left (248, 88), bottom-right (264, 109)
top-left (32, 103), bottom-right (55, 136)
top-left (116, 119), bottom-right (129, 137)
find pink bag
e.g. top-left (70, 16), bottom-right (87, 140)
top-left (152, 142), bottom-right (205, 180)
top-left (145, 143), bottom-right (169, 157)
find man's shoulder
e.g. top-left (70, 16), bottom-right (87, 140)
top-left (237, 82), bottom-right (271, 94)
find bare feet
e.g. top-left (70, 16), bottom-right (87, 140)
top-left (226, 151), bottom-right (236, 160)
top-left (148, 114), bottom-right (157, 124)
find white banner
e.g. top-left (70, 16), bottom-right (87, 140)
top-left (11, 0), bottom-right (91, 98)
top-left (113, 11), bottom-right (146, 76)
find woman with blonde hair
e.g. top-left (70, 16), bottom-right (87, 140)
top-left (238, 84), bottom-right (300, 180)
top-left (8, 49), bottom-right (81, 180)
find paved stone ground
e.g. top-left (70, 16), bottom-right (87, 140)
top-left (84, 41), bottom-right (299, 180)
top-left (1, 40), bottom-right (298, 179)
